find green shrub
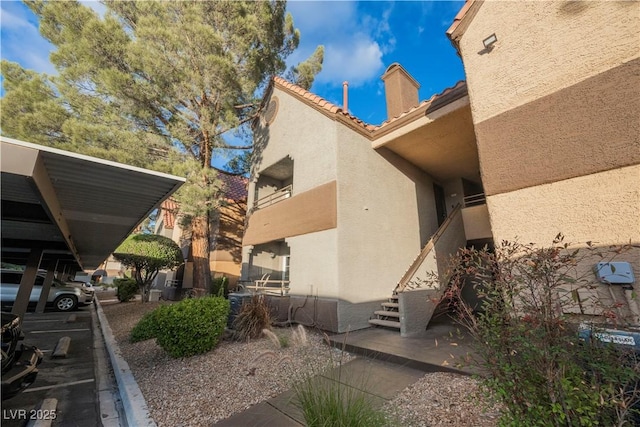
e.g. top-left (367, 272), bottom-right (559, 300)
top-left (429, 236), bottom-right (640, 426)
top-left (115, 277), bottom-right (138, 302)
top-left (210, 276), bottom-right (228, 298)
top-left (231, 295), bottom-right (271, 341)
top-left (130, 305), bottom-right (170, 342)
top-left (154, 296), bottom-right (230, 358)
top-left (113, 234), bottom-right (184, 303)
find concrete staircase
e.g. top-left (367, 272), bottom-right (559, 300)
top-left (368, 205), bottom-right (467, 336)
top-left (369, 294), bottom-right (401, 330)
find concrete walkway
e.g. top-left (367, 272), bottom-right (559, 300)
top-left (327, 315), bottom-right (478, 375)
top-left (214, 358), bottom-right (428, 426)
top-left (215, 315), bottom-right (476, 426)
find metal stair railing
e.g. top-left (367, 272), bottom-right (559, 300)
top-left (394, 204), bottom-right (462, 293)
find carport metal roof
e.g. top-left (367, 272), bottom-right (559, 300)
top-left (1, 137), bottom-right (185, 270)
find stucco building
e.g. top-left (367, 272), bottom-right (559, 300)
top-left (241, 1), bottom-right (639, 334)
top-left (447, 0), bottom-right (639, 318)
top-left (242, 69), bottom-right (491, 333)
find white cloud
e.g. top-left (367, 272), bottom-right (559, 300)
top-left (318, 36), bottom-right (384, 87)
top-left (287, 1), bottom-right (357, 35)
top-left (1, 7), bottom-right (33, 31)
top-left (0, 2), bottom-right (57, 75)
top-left (287, 1), bottom-right (396, 88)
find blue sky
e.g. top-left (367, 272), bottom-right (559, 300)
top-left (1, 0), bottom-right (465, 127)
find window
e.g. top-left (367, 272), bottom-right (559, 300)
top-left (0, 272), bottom-right (22, 284)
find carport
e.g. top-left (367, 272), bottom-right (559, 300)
top-left (1, 136), bottom-right (185, 318)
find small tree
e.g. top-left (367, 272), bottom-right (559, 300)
top-left (113, 234), bottom-right (184, 302)
top-left (428, 235), bottom-right (640, 426)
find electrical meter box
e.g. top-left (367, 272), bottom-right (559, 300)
top-left (594, 262), bottom-right (635, 285)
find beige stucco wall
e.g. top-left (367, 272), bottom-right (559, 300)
top-left (251, 87), bottom-right (339, 199)
top-left (243, 86), bottom-right (344, 300)
top-left (247, 84), bottom-right (442, 306)
top-left (461, 204), bottom-right (492, 241)
top-left (487, 165), bottom-right (640, 248)
top-left (458, 1), bottom-right (639, 123)
top-left (473, 58), bottom-right (640, 196)
top-left (458, 1), bottom-right (639, 263)
top-left (335, 125), bottom-right (438, 304)
top-left (287, 229), bottom-right (339, 298)
top-left (247, 242), bottom-right (287, 278)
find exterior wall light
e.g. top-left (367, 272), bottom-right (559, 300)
top-left (483, 33), bottom-right (498, 50)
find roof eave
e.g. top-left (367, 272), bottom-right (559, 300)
top-left (446, 0), bottom-right (483, 54)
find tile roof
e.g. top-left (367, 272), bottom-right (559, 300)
top-left (273, 76), bottom-right (378, 132)
top-left (377, 80), bottom-right (468, 128)
top-left (446, 0), bottom-right (475, 39)
top-left (272, 76), bottom-right (468, 136)
top-left (160, 198), bottom-right (179, 229)
top-left (160, 173), bottom-right (247, 229)
top-left (218, 173), bottom-right (249, 203)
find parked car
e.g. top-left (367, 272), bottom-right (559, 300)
top-left (65, 280), bottom-right (95, 304)
top-left (1, 311), bottom-right (43, 399)
top-left (0, 270), bottom-right (86, 312)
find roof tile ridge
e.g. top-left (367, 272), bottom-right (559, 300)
top-left (274, 76), bottom-right (341, 114)
top-left (378, 80), bottom-right (467, 128)
top-left (273, 76), bottom-right (374, 131)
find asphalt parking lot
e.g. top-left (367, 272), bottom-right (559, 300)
top-left (1, 304), bottom-right (121, 427)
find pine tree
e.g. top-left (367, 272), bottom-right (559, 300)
top-left (3, 0), bottom-right (323, 291)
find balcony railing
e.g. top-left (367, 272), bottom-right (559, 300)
top-left (254, 184), bottom-right (292, 209)
top-left (165, 279), bottom-right (182, 287)
top-left (463, 192), bottom-right (486, 207)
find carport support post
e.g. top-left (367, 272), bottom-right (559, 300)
top-left (12, 248), bottom-right (43, 320)
top-left (36, 261), bottom-right (58, 313)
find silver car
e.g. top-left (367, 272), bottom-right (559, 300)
top-left (0, 270), bottom-right (84, 312)
top-left (65, 280), bottom-right (95, 304)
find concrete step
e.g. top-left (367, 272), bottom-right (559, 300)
top-left (374, 310), bottom-right (400, 318)
top-left (381, 302), bottom-right (399, 309)
top-left (368, 318), bottom-right (401, 329)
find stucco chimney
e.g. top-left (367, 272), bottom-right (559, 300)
top-left (381, 63), bottom-right (420, 120)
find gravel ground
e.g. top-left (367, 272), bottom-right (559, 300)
top-left (100, 296), bottom-right (500, 426)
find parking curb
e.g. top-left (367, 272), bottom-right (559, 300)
top-left (51, 336), bottom-right (71, 358)
top-left (95, 298), bottom-right (156, 427)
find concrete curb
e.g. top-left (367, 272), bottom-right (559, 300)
top-left (95, 298), bottom-right (156, 427)
top-left (91, 302), bottom-right (126, 427)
